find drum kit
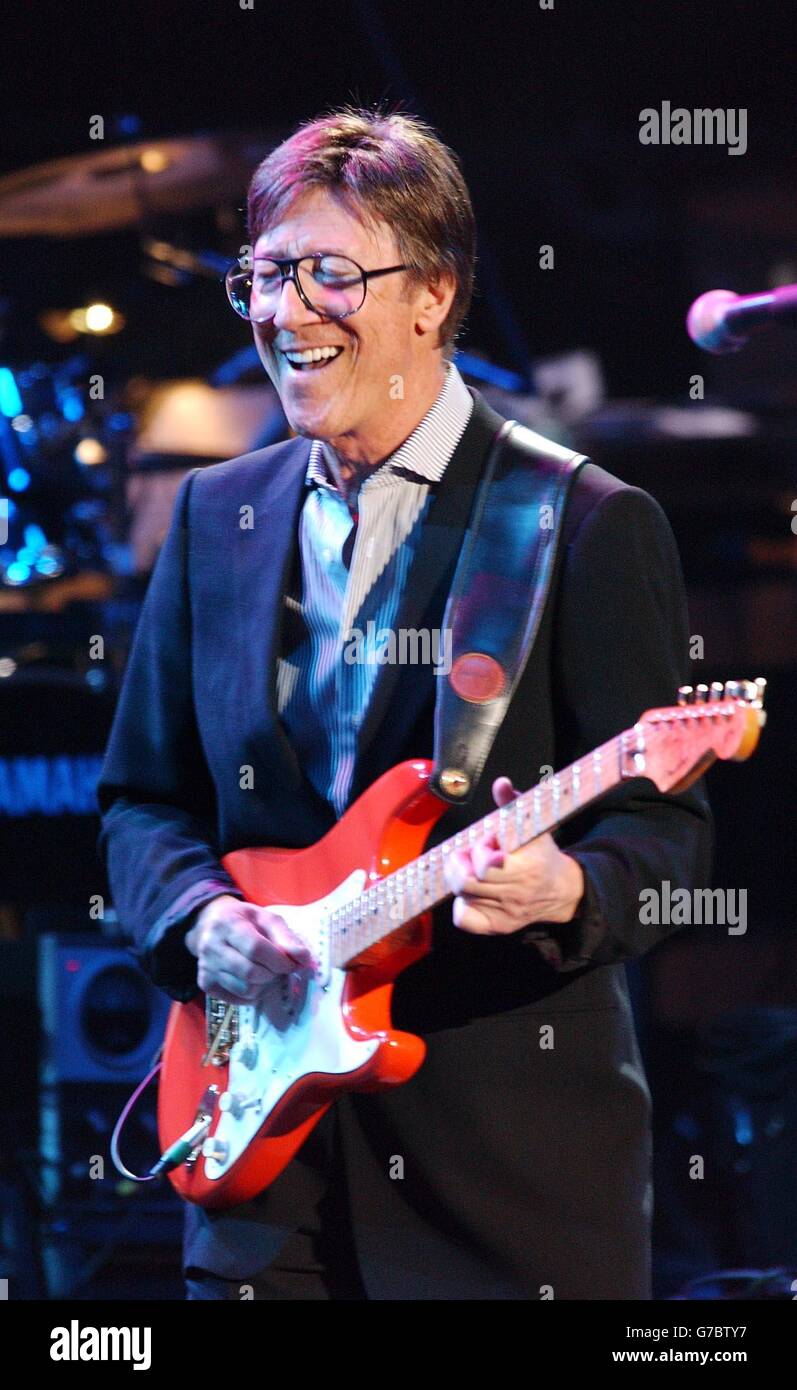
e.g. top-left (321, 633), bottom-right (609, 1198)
top-left (0, 130), bottom-right (286, 638)
top-left (0, 128), bottom-right (292, 901)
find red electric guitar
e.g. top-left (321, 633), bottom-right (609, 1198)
top-left (157, 678), bottom-right (766, 1208)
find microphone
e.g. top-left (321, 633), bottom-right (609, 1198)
top-left (686, 284), bottom-right (797, 354)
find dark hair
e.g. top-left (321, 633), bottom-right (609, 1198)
top-left (246, 105), bottom-right (476, 359)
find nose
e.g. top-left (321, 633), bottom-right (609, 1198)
top-left (271, 271), bottom-right (322, 331)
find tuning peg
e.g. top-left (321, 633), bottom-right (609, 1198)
top-left (747, 676), bottom-right (767, 707)
top-left (724, 680), bottom-right (741, 700)
top-left (710, 682), bottom-right (725, 701)
top-left (733, 677), bottom-right (767, 719)
top-left (677, 685), bottom-right (694, 706)
top-left (695, 684), bottom-right (709, 702)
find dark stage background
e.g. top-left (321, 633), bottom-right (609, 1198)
top-left (0, 0), bottom-right (795, 1301)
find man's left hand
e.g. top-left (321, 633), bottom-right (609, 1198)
top-left (442, 776), bottom-right (585, 936)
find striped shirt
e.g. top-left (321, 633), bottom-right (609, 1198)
top-left (276, 361), bottom-right (473, 815)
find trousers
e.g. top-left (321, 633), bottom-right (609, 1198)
top-left (184, 1105), bottom-right (368, 1300)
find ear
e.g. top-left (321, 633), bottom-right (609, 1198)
top-left (413, 271), bottom-right (457, 340)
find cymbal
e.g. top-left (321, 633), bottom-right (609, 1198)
top-left (0, 132), bottom-right (275, 237)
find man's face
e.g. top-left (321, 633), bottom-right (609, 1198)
top-left (250, 188), bottom-right (444, 453)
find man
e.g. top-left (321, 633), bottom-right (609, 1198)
top-left (98, 107), bottom-right (712, 1300)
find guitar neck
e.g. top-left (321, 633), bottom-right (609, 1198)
top-left (329, 729), bottom-right (637, 969)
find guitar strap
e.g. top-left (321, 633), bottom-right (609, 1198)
top-left (430, 420), bottom-right (589, 805)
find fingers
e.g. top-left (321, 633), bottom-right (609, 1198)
top-left (492, 775), bottom-right (518, 807)
top-left (443, 840), bottom-right (505, 897)
top-left (225, 911), bottom-right (312, 977)
top-left (471, 836), bottom-right (505, 882)
top-left (253, 908), bottom-right (316, 972)
top-left (197, 930), bottom-right (273, 999)
top-left (451, 893), bottom-right (495, 934)
top-left (196, 965), bottom-right (259, 1003)
top-left (193, 898), bottom-right (315, 1003)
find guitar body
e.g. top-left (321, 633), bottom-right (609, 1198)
top-left (155, 678), bottom-right (766, 1210)
top-left (158, 759), bottom-right (445, 1209)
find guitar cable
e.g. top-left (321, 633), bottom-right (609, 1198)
top-left (110, 1055), bottom-right (219, 1182)
top-left (109, 1058), bottom-right (164, 1183)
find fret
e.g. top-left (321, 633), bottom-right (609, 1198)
top-left (417, 853), bottom-right (429, 912)
top-left (334, 733), bottom-right (636, 967)
top-left (419, 856), bottom-right (430, 909)
top-left (432, 846), bottom-right (445, 892)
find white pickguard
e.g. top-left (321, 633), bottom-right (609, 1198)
top-left (203, 869), bottom-right (381, 1181)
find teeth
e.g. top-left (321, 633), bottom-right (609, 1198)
top-left (284, 346), bottom-right (343, 365)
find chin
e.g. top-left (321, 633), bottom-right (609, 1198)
top-left (284, 404), bottom-right (340, 440)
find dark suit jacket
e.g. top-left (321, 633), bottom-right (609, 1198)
top-left (98, 388), bottom-right (712, 1298)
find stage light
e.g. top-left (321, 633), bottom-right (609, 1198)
top-left (117, 113), bottom-right (142, 137)
top-left (61, 392), bottom-right (84, 423)
top-left (8, 467), bottom-right (30, 492)
top-left (139, 148), bottom-right (170, 173)
top-left (85, 302), bottom-right (113, 332)
top-left (0, 367), bottom-right (23, 417)
top-left (24, 523), bottom-right (47, 550)
top-left (5, 559), bottom-right (31, 585)
top-left (67, 303), bottom-right (124, 336)
top-left (74, 437), bottom-right (107, 466)
top-left (35, 553), bottom-right (63, 577)
top-left (108, 412), bottom-right (133, 432)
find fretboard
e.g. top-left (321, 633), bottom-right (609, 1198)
top-left (328, 727), bottom-right (644, 968)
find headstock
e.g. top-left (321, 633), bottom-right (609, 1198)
top-left (626, 678), bottom-right (767, 794)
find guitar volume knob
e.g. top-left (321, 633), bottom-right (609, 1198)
top-left (202, 1137), bottom-right (229, 1164)
top-left (219, 1090), bottom-right (262, 1119)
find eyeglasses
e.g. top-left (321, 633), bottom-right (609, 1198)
top-left (225, 253), bottom-right (411, 323)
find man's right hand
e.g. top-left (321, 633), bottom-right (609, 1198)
top-left (184, 894), bottom-right (316, 1004)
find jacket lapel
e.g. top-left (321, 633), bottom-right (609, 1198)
top-left (236, 435), bottom-right (334, 823)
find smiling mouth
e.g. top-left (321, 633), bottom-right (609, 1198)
top-left (279, 346), bottom-right (346, 372)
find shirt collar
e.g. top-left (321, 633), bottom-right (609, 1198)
top-left (305, 360), bottom-right (473, 493)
